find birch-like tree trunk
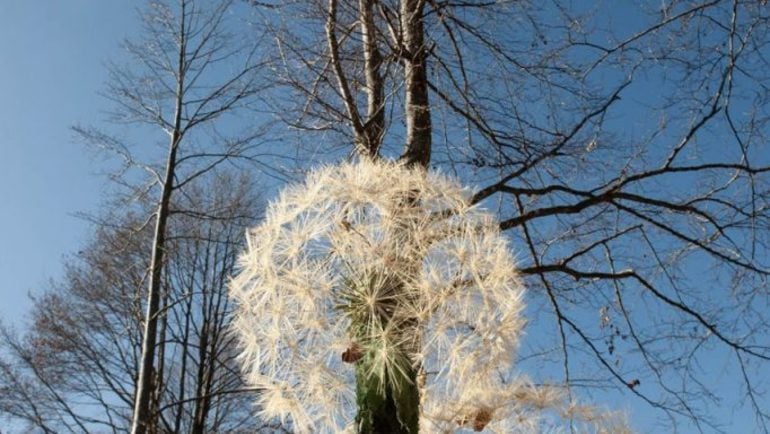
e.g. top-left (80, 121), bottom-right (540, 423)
top-left (132, 123), bottom-right (184, 434)
top-left (130, 1), bottom-right (188, 428)
top-left (399, 0), bottom-right (431, 167)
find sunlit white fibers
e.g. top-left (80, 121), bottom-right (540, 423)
top-left (230, 160), bottom-right (627, 433)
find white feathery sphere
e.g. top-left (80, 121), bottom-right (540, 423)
top-left (229, 160), bottom-right (623, 433)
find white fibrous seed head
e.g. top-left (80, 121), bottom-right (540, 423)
top-left (229, 160), bottom-right (625, 433)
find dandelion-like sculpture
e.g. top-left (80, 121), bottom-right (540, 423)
top-left (230, 161), bottom-right (621, 433)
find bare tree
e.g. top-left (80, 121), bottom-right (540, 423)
top-left (255, 0), bottom-right (770, 431)
top-left (0, 173), bottom-right (271, 433)
top-left (156, 174), bottom-right (262, 434)
top-left (70, 1), bottom-right (270, 432)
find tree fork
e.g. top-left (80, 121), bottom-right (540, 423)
top-left (348, 1), bottom-right (432, 431)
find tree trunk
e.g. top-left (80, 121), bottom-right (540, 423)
top-left (131, 3), bottom-right (187, 432)
top-left (400, 0), bottom-right (431, 167)
top-left (191, 319), bottom-right (212, 434)
top-left (131, 131), bottom-right (181, 434)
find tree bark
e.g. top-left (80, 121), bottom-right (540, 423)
top-left (131, 132), bottom-right (182, 434)
top-left (400, 0), bottom-right (431, 167)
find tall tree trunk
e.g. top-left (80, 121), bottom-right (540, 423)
top-left (131, 3), bottom-right (187, 433)
top-left (173, 277), bottom-right (195, 434)
top-left (400, 0), bottom-right (431, 167)
top-left (191, 327), bottom-right (213, 434)
top-left (131, 141), bottom-right (178, 434)
top-left (149, 289), bottom-right (171, 434)
top-left (192, 312), bottom-right (212, 434)
top-left (131, 132), bottom-right (182, 434)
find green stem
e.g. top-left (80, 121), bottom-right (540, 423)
top-left (355, 362), bottom-right (420, 434)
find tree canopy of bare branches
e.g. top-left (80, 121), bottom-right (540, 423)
top-left (3, 0), bottom-right (275, 433)
top-left (70, 1), bottom-right (271, 432)
top-left (0, 173), bottom-right (269, 433)
top-left (254, 0), bottom-right (770, 431)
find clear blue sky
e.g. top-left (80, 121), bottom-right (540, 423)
top-left (0, 2), bottom-right (761, 433)
top-left (0, 1), bottom-right (137, 324)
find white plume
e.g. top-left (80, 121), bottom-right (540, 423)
top-left (230, 160), bottom-right (627, 434)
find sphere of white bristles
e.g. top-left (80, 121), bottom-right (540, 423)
top-left (229, 160), bottom-right (540, 433)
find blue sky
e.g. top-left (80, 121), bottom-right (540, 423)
top-left (0, 1), bottom-right (137, 324)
